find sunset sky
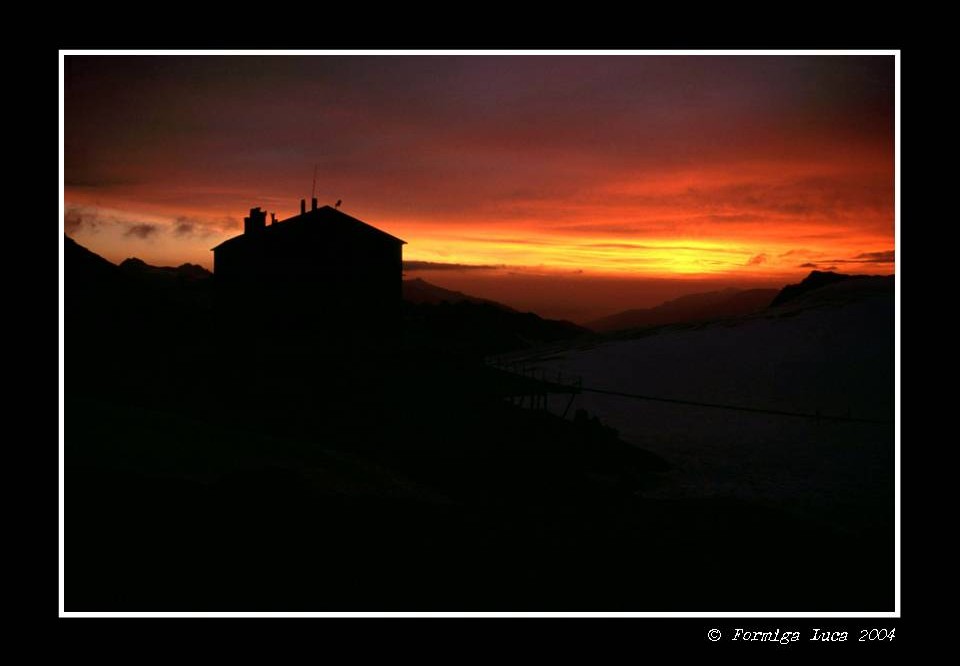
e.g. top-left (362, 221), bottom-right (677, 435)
top-left (63, 54), bottom-right (895, 321)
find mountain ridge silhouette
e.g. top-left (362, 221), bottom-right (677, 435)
top-left (770, 270), bottom-right (894, 308)
top-left (587, 287), bottom-right (779, 332)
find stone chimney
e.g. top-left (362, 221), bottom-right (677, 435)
top-left (243, 207), bottom-right (266, 235)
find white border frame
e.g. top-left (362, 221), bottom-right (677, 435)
top-left (59, 49), bottom-right (901, 618)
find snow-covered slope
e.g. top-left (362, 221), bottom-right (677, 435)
top-left (524, 285), bottom-right (894, 527)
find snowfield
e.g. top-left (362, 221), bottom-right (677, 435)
top-left (523, 293), bottom-right (894, 528)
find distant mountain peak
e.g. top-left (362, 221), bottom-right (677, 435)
top-left (769, 270), bottom-right (889, 308)
top-left (586, 287), bottom-right (779, 333)
top-left (402, 278), bottom-right (515, 311)
top-left (118, 257), bottom-right (212, 281)
top-left (120, 257), bottom-right (148, 268)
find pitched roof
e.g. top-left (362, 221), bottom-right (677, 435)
top-left (211, 205), bottom-right (406, 252)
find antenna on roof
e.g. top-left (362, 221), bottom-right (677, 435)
top-left (311, 163), bottom-right (318, 200)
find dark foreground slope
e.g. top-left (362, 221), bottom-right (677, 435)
top-left (65, 241), bottom-right (892, 610)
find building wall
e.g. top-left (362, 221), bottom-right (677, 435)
top-left (214, 225), bottom-right (403, 315)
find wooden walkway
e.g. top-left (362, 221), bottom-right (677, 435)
top-left (484, 356), bottom-right (582, 417)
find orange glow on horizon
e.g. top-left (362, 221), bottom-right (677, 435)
top-left (64, 55), bottom-right (895, 310)
top-left (65, 155), bottom-right (894, 281)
